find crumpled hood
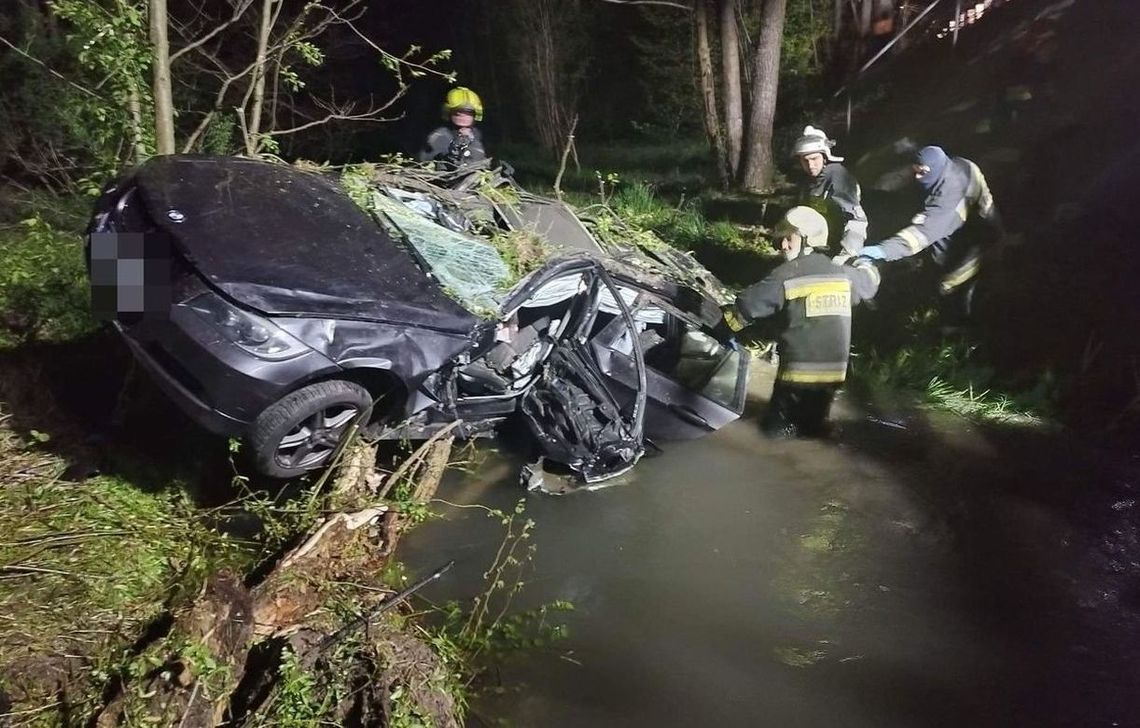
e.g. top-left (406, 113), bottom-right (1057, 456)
top-left (135, 156), bottom-right (478, 334)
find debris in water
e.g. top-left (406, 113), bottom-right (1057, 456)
top-left (868, 415), bottom-right (908, 430)
top-left (521, 459), bottom-right (546, 492)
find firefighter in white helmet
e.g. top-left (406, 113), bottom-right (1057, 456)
top-left (793, 125), bottom-right (869, 257)
top-left (716, 206), bottom-right (880, 437)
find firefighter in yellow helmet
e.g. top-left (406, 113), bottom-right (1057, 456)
top-left (419, 87), bottom-right (488, 168)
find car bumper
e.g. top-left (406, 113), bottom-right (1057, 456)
top-left (114, 306), bottom-right (335, 437)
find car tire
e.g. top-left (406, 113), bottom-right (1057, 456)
top-left (248, 379), bottom-right (373, 479)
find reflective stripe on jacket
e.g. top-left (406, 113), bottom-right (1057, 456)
top-left (878, 157), bottom-right (998, 261)
top-left (734, 252), bottom-right (880, 384)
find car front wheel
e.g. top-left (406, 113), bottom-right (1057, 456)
top-left (248, 379), bottom-right (373, 479)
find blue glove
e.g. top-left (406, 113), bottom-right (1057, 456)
top-left (859, 245), bottom-right (887, 260)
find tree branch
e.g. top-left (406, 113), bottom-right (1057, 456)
top-left (0, 34), bottom-right (100, 98)
top-left (595, 0), bottom-right (692, 10)
top-left (170, 0), bottom-right (257, 63)
top-left (266, 91), bottom-right (405, 137)
top-left (309, 3), bottom-right (455, 80)
top-left (553, 114), bottom-right (579, 201)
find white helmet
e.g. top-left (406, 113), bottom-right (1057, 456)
top-left (792, 125), bottom-right (844, 162)
top-left (775, 206), bottom-right (829, 249)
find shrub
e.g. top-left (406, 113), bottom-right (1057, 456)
top-left (0, 212), bottom-right (94, 347)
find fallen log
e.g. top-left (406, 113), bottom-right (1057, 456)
top-left (91, 430), bottom-right (459, 727)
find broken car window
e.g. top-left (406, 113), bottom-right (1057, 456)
top-left (368, 190), bottom-right (511, 314)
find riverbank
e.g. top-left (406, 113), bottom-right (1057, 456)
top-left (0, 370), bottom-right (466, 725)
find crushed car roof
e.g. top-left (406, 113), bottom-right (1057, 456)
top-left (135, 156), bottom-right (478, 333)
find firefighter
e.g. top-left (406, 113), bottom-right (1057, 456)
top-left (419, 86), bottom-right (488, 168)
top-left (793, 125), bottom-right (869, 256)
top-left (858, 145), bottom-right (1003, 324)
top-left (717, 206), bottom-right (881, 438)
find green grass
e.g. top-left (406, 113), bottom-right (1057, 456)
top-left (498, 138), bottom-right (717, 196)
top-left (851, 310), bottom-right (1053, 426)
top-left (0, 421), bottom-right (259, 719)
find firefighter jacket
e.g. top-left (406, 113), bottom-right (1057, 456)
top-left (800, 162), bottom-right (869, 255)
top-left (418, 125), bottom-right (487, 167)
top-left (876, 156), bottom-right (999, 264)
top-left (732, 251), bottom-right (879, 385)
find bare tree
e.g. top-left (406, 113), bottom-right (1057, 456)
top-left (164, 0), bottom-right (452, 156)
top-left (694, 0), bottom-right (730, 187)
top-left (595, 0), bottom-right (800, 191)
top-left (720, 0), bottom-right (744, 176)
top-left (244, 0), bottom-right (280, 154)
top-left (739, 0), bottom-right (789, 191)
top-left (505, 0), bottom-right (591, 157)
top-left (149, 0), bottom-right (175, 154)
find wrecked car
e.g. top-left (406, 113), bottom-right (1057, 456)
top-left (85, 156), bottom-right (748, 482)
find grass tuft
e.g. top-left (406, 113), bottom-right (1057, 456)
top-left (852, 310), bottom-right (1052, 425)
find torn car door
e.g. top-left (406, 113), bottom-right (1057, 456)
top-left (589, 287), bottom-right (749, 440)
top-left (519, 264), bottom-right (646, 483)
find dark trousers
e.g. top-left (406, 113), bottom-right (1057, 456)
top-left (929, 220), bottom-right (997, 324)
top-left (762, 381), bottom-right (837, 438)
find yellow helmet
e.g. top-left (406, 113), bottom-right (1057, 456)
top-left (442, 87), bottom-right (483, 122)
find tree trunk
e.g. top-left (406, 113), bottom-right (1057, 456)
top-left (149, 0), bottom-right (175, 154)
top-left (506, 0), bottom-right (585, 158)
top-left (739, 0), bottom-right (788, 192)
top-left (127, 82), bottom-right (147, 163)
top-left (246, 0), bottom-right (276, 154)
top-left (719, 0), bottom-right (744, 177)
top-left (695, 0), bottom-right (729, 188)
top-left (859, 0), bottom-right (873, 35)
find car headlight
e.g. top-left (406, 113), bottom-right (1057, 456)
top-left (186, 293), bottom-right (308, 360)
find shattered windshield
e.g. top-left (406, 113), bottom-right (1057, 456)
top-left (368, 190), bottom-right (511, 314)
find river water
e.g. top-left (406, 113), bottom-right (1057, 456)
top-left (400, 362), bottom-right (1140, 727)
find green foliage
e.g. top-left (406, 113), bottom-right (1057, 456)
top-left (388, 684), bottom-right (437, 728)
top-left (0, 212), bottom-right (95, 347)
top-left (264, 647), bottom-right (332, 727)
top-left (487, 229), bottom-right (553, 289)
top-left (0, 421), bottom-right (256, 718)
top-left (339, 162), bottom-right (377, 208)
top-left (852, 309), bottom-right (1052, 424)
top-left (779, 0), bottom-right (833, 80)
top-left (0, 2), bottom-right (149, 190)
top-left (201, 112), bottom-right (239, 155)
top-left (601, 180), bottom-right (767, 257)
top-left (48, 0), bottom-right (154, 172)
